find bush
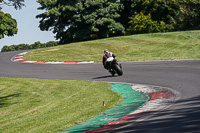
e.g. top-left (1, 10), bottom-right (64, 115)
top-left (126, 12), bottom-right (174, 35)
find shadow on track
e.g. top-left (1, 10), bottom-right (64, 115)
top-left (110, 95), bottom-right (200, 133)
top-left (92, 75), bottom-right (118, 79)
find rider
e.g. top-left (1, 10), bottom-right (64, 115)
top-left (102, 49), bottom-right (116, 70)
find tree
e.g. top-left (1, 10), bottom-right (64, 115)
top-left (0, 0), bottom-right (25, 10)
top-left (0, 0), bottom-right (25, 39)
top-left (133, 0), bottom-right (179, 25)
top-left (127, 12), bottom-right (173, 34)
top-left (125, 0), bottom-right (200, 32)
top-left (174, 0), bottom-right (200, 30)
top-left (36, 0), bottom-right (125, 43)
top-left (1, 45), bottom-right (9, 52)
top-left (0, 11), bottom-right (17, 38)
top-left (118, 0), bottom-right (180, 31)
top-left (118, 0), bottom-right (143, 29)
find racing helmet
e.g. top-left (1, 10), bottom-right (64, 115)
top-left (104, 49), bottom-right (108, 54)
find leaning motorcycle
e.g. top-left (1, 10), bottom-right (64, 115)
top-left (106, 57), bottom-right (123, 76)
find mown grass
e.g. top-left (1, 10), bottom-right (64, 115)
top-left (0, 77), bottom-right (123, 133)
top-left (23, 30), bottom-right (200, 62)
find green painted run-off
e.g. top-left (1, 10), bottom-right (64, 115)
top-left (61, 83), bottom-right (149, 133)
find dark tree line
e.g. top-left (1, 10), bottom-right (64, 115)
top-left (1, 41), bottom-right (59, 52)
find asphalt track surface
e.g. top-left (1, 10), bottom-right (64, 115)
top-left (1, 50), bottom-right (200, 133)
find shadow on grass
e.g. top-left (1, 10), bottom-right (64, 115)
top-left (0, 93), bottom-right (21, 108)
top-left (110, 95), bottom-right (200, 133)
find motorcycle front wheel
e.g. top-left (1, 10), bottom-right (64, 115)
top-left (114, 64), bottom-right (123, 76)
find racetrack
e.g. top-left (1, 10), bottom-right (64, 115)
top-left (1, 50), bottom-right (200, 133)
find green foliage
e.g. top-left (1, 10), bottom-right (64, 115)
top-left (138, 0), bottom-right (179, 23)
top-left (0, 11), bottom-right (18, 39)
top-left (0, 0), bottom-right (25, 39)
top-left (118, 0), bottom-right (141, 29)
top-left (127, 12), bottom-right (173, 34)
top-left (125, 0), bottom-right (178, 35)
top-left (174, 0), bottom-right (200, 30)
top-left (36, 0), bottom-right (125, 43)
top-left (125, 0), bottom-right (200, 35)
top-left (1, 41), bottom-right (59, 52)
top-left (0, 0), bottom-right (25, 10)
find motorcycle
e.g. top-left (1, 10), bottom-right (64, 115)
top-left (106, 57), bottom-right (123, 76)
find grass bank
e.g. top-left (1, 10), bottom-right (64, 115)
top-left (0, 77), bottom-right (123, 132)
top-left (23, 30), bottom-right (200, 62)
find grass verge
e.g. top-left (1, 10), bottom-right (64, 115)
top-left (0, 77), bottom-right (123, 133)
top-left (23, 30), bottom-right (200, 62)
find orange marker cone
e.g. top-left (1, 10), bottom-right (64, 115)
top-left (103, 101), bottom-right (106, 106)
